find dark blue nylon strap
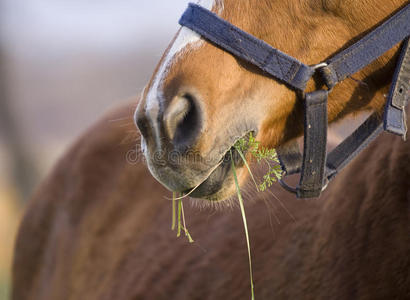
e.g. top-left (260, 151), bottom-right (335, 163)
top-left (278, 113), bottom-right (384, 194)
top-left (384, 37), bottom-right (410, 137)
top-left (323, 4), bottom-right (410, 87)
top-left (297, 90), bottom-right (328, 198)
top-left (179, 3), bottom-right (314, 91)
top-left (326, 113), bottom-right (383, 181)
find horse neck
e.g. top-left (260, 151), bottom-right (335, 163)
top-left (323, 0), bottom-right (407, 121)
top-left (321, 106), bottom-right (410, 243)
top-left (268, 0), bottom-right (410, 257)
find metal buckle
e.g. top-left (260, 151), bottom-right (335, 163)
top-left (311, 62), bottom-right (335, 92)
top-left (279, 172), bottom-right (330, 195)
top-left (312, 62), bottom-right (328, 70)
top-left (278, 172), bottom-right (298, 195)
top-left (321, 177), bottom-right (329, 192)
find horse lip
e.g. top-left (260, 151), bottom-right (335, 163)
top-left (182, 130), bottom-right (255, 199)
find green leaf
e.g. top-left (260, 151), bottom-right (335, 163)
top-left (234, 133), bottom-right (282, 193)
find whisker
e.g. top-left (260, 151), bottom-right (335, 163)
top-left (261, 192), bottom-right (280, 226)
top-left (267, 189), bottom-right (296, 222)
top-left (262, 198), bottom-right (277, 236)
top-left (116, 122), bottom-right (135, 128)
top-left (108, 117), bottom-right (131, 123)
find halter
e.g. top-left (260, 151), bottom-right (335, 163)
top-left (179, 3), bottom-right (410, 198)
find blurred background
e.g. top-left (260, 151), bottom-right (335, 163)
top-left (0, 1), bottom-right (367, 298)
top-left (0, 0), bottom-right (191, 298)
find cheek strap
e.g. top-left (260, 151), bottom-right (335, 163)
top-left (384, 37), bottom-right (410, 138)
top-left (278, 38), bottom-right (409, 198)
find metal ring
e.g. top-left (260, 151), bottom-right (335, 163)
top-left (310, 62), bottom-right (334, 92)
top-left (278, 172), bottom-right (298, 194)
top-left (311, 62), bottom-right (328, 70)
top-left (321, 178), bottom-right (330, 192)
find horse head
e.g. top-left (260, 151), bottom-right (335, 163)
top-left (135, 0), bottom-right (404, 201)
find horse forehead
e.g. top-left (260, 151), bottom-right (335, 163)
top-left (143, 0), bottom-right (224, 147)
top-left (146, 0), bottom-right (224, 106)
top-left (162, 0), bottom-right (224, 74)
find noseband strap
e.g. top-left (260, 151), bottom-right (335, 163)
top-left (179, 3), bottom-right (410, 198)
top-left (180, 4), bottom-right (314, 91)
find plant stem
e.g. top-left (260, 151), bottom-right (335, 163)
top-left (172, 192), bottom-right (176, 230)
top-left (230, 150), bottom-right (255, 300)
top-left (177, 198), bottom-right (182, 237)
top-left (181, 201), bottom-right (194, 243)
top-left (235, 147), bottom-right (259, 191)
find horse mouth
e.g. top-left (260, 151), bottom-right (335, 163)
top-left (183, 132), bottom-right (253, 201)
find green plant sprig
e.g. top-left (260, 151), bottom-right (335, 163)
top-left (172, 193), bottom-right (194, 243)
top-left (234, 132), bottom-right (282, 191)
top-left (230, 150), bottom-right (255, 300)
top-left (168, 133), bottom-right (281, 299)
top-left (230, 133), bottom-right (281, 300)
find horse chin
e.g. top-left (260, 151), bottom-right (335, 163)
top-left (186, 145), bottom-right (246, 202)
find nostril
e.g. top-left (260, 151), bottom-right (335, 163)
top-left (164, 96), bottom-right (190, 140)
top-left (134, 109), bottom-right (150, 139)
top-left (164, 93), bottom-right (202, 148)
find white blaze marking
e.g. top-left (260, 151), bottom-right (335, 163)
top-left (145, 0), bottom-right (223, 148)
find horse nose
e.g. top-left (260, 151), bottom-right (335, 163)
top-left (135, 93), bottom-right (202, 150)
top-left (134, 107), bottom-right (151, 142)
top-left (163, 94), bottom-right (202, 149)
